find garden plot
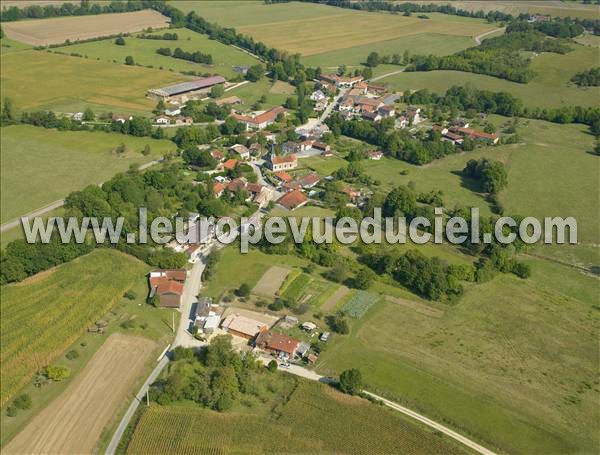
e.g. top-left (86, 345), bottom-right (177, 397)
top-left (252, 266), bottom-right (292, 297)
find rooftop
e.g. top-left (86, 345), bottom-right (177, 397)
top-left (153, 76), bottom-right (226, 97)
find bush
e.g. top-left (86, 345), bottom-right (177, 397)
top-left (120, 319), bottom-right (136, 329)
top-left (115, 36), bottom-right (126, 46)
top-left (268, 299), bottom-right (284, 311)
top-left (65, 350), bottom-right (79, 360)
top-left (124, 290), bottom-right (137, 300)
top-left (6, 405), bottom-right (16, 417)
top-left (45, 365), bottom-right (70, 382)
top-left (235, 283), bottom-right (251, 298)
top-left (267, 360), bottom-right (278, 372)
top-left (13, 393), bottom-right (32, 410)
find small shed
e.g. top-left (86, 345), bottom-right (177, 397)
top-left (301, 321), bottom-right (317, 332)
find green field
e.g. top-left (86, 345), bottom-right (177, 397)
top-left (0, 249), bottom-right (149, 407)
top-left (55, 28), bottom-right (258, 79)
top-left (126, 380), bottom-right (470, 454)
top-left (0, 37), bottom-right (31, 55)
top-left (302, 33), bottom-right (475, 68)
top-left (379, 44), bottom-right (600, 109)
top-left (0, 125), bottom-right (176, 222)
top-left (172, 1), bottom-right (495, 66)
top-left (0, 49), bottom-right (187, 114)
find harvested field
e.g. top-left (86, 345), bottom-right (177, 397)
top-left (386, 295), bottom-right (444, 318)
top-left (3, 333), bottom-right (155, 454)
top-left (252, 266), bottom-right (292, 297)
top-left (2, 10), bottom-right (169, 46)
top-left (320, 285), bottom-right (350, 312)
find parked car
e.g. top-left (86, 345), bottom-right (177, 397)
top-left (320, 331), bottom-right (330, 342)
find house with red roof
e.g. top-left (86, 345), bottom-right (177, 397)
top-left (230, 106), bottom-right (288, 130)
top-left (277, 189), bottom-right (308, 211)
top-left (255, 331), bottom-right (301, 359)
top-left (268, 153), bottom-right (298, 172)
top-left (221, 158), bottom-right (238, 171)
top-left (148, 269), bottom-right (187, 308)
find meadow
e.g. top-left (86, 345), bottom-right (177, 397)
top-left (378, 44), bottom-right (600, 109)
top-left (57, 28), bottom-right (259, 79)
top-left (0, 48), bottom-right (186, 114)
top-left (0, 125), bottom-right (176, 223)
top-left (316, 264), bottom-right (600, 454)
top-left (0, 249), bottom-right (149, 407)
top-left (126, 380), bottom-right (470, 454)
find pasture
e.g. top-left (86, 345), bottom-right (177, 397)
top-left (56, 28), bottom-right (258, 79)
top-left (0, 50), bottom-right (187, 114)
top-left (317, 266), bottom-right (600, 454)
top-left (0, 249), bottom-right (149, 407)
top-left (3, 334), bottom-right (155, 455)
top-left (378, 44), bottom-right (600, 109)
top-left (0, 125), bottom-right (175, 222)
top-left (125, 380), bottom-right (469, 454)
top-left (2, 10), bottom-right (169, 46)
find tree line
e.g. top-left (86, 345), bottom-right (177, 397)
top-left (139, 31), bottom-right (178, 40)
top-left (0, 0), bottom-right (146, 22)
top-left (156, 47), bottom-right (213, 64)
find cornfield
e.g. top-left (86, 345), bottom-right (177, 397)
top-left (0, 249), bottom-right (148, 406)
top-left (126, 381), bottom-right (468, 454)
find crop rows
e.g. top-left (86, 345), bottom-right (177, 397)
top-left (343, 290), bottom-right (380, 318)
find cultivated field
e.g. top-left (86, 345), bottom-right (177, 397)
top-left (379, 44), bottom-right (600, 109)
top-left (0, 249), bottom-right (149, 406)
top-left (2, 10), bottom-right (170, 46)
top-left (172, 1), bottom-right (496, 66)
top-left (393, 1), bottom-right (600, 20)
top-left (0, 50), bottom-right (186, 114)
top-left (4, 333), bottom-right (155, 454)
top-left (252, 266), bottom-right (292, 297)
top-left (0, 125), bottom-right (175, 223)
top-left (57, 28), bottom-right (258, 79)
top-left (320, 285), bottom-right (350, 313)
top-left (126, 380), bottom-right (469, 454)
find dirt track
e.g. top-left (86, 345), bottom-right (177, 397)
top-left (2, 10), bottom-right (169, 46)
top-left (4, 333), bottom-right (155, 454)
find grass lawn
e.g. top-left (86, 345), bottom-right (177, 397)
top-left (316, 266), bottom-right (600, 454)
top-left (224, 78), bottom-right (290, 111)
top-left (0, 125), bottom-right (176, 222)
top-left (378, 44), bottom-right (600, 109)
top-left (0, 49), bottom-right (187, 115)
top-left (55, 28), bottom-right (258, 79)
top-left (125, 379), bottom-right (470, 454)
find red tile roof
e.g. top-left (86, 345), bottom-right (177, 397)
top-left (231, 106), bottom-right (288, 126)
top-left (275, 171), bottom-right (293, 182)
top-left (256, 331), bottom-right (300, 356)
top-left (272, 154), bottom-right (297, 165)
top-left (156, 280), bottom-right (184, 295)
top-left (223, 159), bottom-right (238, 170)
top-left (299, 173), bottom-right (321, 187)
top-left (213, 182), bottom-right (225, 194)
top-left (277, 189), bottom-right (308, 210)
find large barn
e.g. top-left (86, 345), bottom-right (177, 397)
top-left (148, 76), bottom-right (226, 100)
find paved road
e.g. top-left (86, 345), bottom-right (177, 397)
top-left (0, 159), bottom-right (162, 234)
top-left (319, 88), bottom-right (347, 123)
top-left (104, 355), bottom-right (169, 455)
top-left (474, 27), bottom-right (505, 45)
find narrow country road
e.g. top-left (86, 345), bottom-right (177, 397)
top-left (261, 358), bottom-right (498, 455)
top-left (0, 159), bottom-right (163, 233)
top-left (474, 27), bottom-right (505, 45)
top-left (369, 67), bottom-right (406, 82)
